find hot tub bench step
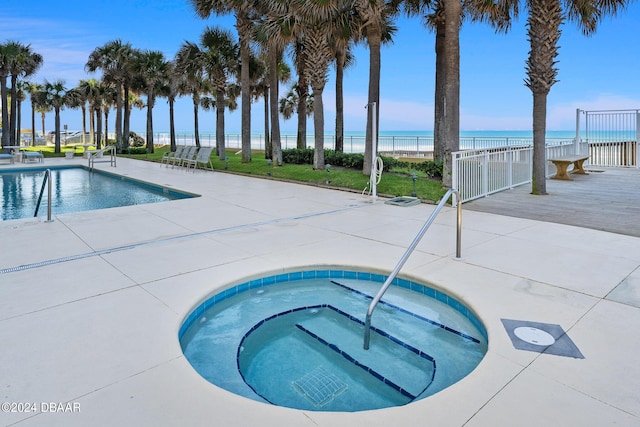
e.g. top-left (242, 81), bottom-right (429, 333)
top-left (295, 305), bottom-right (436, 400)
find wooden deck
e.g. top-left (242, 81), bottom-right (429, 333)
top-left (463, 167), bottom-right (640, 237)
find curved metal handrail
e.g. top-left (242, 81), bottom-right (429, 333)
top-left (363, 188), bottom-right (462, 350)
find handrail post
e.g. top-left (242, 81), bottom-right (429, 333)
top-left (363, 188), bottom-right (461, 350)
top-left (34, 169), bottom-right (53, 222)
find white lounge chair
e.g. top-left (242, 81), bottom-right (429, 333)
top-left (172, 145), bottom-right (197, 168)
top-left (185, 146), bottom-right (214, 171)
top-left (22, 151), bottom-right (44, 163)
top-left (0, 153), bottom-right (14, 164)
top-left (161, 145), bottom-right (185, 167)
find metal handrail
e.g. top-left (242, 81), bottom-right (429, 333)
top-left (363, 188), bottom-right (462, 350)
top-left (34, 169), bottom-right (53, 222)
top-left (88, 145), bottom-right (117, 171)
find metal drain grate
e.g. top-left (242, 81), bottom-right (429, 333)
top-left (292, 366), bottom-right (347, 406)
top-left (384, 196), bottom-right (421, 207)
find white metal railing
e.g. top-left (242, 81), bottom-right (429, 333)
top-left (582, 109), bottom-right (639, 167)
top-left (140, 132), bottom-right (569, 156)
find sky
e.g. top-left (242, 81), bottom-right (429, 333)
top-left (1, 0), bottom-right (639, 135)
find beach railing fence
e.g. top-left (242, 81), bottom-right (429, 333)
top-left (451, 139), bottom-right (577, 205)
top-left (582, 109), bottom-right (639, 167)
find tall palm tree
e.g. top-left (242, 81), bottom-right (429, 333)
top-left (353, 0), bottom-right (399, 175)
top-left (77, 79), bottom-right (101, 146)
top-left (5, 42), bottom-right (43, 146)
top-left (131, 50), bottom-right (169, 154)
top-left (157, 61), bottom-right (182, 152)
top-left (190, 0), bottom-right (262, 163)
top-left (522, 0), bottom-right (627, 194)
top-left (31, 84), bottom-right (51, 143)
top-left (25, 81), bottom-right (42, 147)
top-left (331, 35), bottom-right (355, 153)
top-left (41, 79), bottom-right (68, 153)
top-left (86, 40), bottom-right (134, 151)
top-left (175, 41), bottom-right (207, 149)
top-left (201, 26), bottom-right (239, 160)
top-left (14, 80), bottom-right (29, 145)
top-left (101, 82), bottom-right (117, 147)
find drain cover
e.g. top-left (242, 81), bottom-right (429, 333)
top-left (292, 366), bottom-right (347, 406)
top-left (513, 327), bottom-right (556, 346)
top-left (385, 196), bottom-right (421, 207)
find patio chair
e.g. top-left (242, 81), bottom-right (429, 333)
top-left (161, 145), bottom-right (185, 167)
top-left (172, 145), bottom-right (197, 168)
top-left (0, 153), bottom-right (14, 164)
top-left (185, 146), bottom-right (214, 171)
top-left (22, 151), bottom-right (44, 163)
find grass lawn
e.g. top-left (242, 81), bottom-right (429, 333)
top-left (30, 144), bottom-right (448, 203)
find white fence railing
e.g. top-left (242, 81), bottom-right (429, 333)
top-left (452, 139), bottom-right (581, 204)
top-left (582, 109), bottom-right (639, 167)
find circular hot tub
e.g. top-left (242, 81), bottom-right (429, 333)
top-left (179, 268), bottom-right (487, 412)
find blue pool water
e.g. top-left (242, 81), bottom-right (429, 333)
top-left (0, 166), bottom-right (196, 221)
top-left (180, 269), bottom-right (487, 412)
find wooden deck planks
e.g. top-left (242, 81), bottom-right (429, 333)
top-left (463, 167), bottom-right (640, 237)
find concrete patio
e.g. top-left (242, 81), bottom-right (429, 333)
top-left (1, 157), bottom-right (638, 426)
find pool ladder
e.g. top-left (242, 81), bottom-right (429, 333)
top-left (34, 169), bottom-right (53, 222)
top-left (363, 188), bottom-right (462, 350)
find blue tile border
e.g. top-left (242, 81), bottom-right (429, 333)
top-left (178, 268), bottom-right (487, 342)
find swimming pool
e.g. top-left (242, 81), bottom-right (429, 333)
top-left (0, 166), bottom-right (197, 221)
top-left (180, 268), bottom-right (487, 412)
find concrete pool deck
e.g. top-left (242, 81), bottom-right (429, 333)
top-left (1, 157), bottom-right (639, 426)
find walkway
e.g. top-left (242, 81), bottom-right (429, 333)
top-left (0, 158), bottom-right (638, 427)
top-left (464, 167), bottom-right (640, 237)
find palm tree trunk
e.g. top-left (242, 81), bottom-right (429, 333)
top-left (238, 17), bottom-right (252, 163)
top-left (104, 108), bottom-right (109, 148)
top-left (193, 95), bottom-right (201, 148)
top-left (54, 107), bottom-right (61, 153)
top-left (169, 97), bottom-right (176, 152)
top-left (0, 76), bottom-right (9, 147)
top-left (9, 76), bottom-right (18, 146)
top-left (312, 85), bottom-right (325, 170)
top-left (264, 88), bottom-right (271, 159)
top-left (146, 92), bottom-right (154, 154)
top-left (31, 103), bottom-right (36, 147)
top-left (115, 83), bottom-right (123, 150)
top-left (269, 51), bottom-right (282, 166)
top-left (81, 105), bottom-right (87, 145)
top-left (295, 44), bottom-right (308, 150)
top-left (433, 13), bottom-right (446, 162)
top-left (532, 92), bottom-right (548, 194)
top-left (96, 107), bottom-right (103, 150)
top-left (216, 89), bottom-right (226, 160)
top-left (335, 45), bottom-right (345, 153)
top-left (16, 98), bottom-right (22, 145)
top-left (363, 29), bottom-right (381, 176)
top-left (123, 85), bottom-right (131, 151)
top-left (442, 0), bottom-right (461, 188)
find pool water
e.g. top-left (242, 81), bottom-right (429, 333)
top-left (180, 269), bottom-right (487, 412)
top-left (0, 166), bottom-right (195, 220)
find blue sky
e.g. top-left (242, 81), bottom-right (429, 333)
top-left (1, 0), bottom-right (639, 134)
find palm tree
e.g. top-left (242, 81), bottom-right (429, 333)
top-left (353, 0), bottom-right (399, 175)
top-left (190, 0), bottom-right (262, 163)
top-left (101, 82), bottom-right (117, 147)
top-left (522, 0), bottom-right (627, 194)
top-left (30, 84), bottom-right (51, 143)
top-left (86, 40), bottom-right (134, 151)
top-left (175, 41), bottom-right (207, 149)
top-left (14, 80), bottom-right (29, 145)
top-left (157, 61), bottom-right (182, 152)
top-left (201, 26), bottom-right (239, 160)
top-left (41, 79), bottom-right (68, 153)
top-left (131, 50), bottom-right (169, 154)
top-left (77, 79), bottom-right (101, 146)
top-left (331, 35), bottom-right (355, 153)
top-left (25, 81), bottom-right (42, 147)
top-left (4, 42), bottom-right (43, 146)
top-left (279, 82), bottom-right (314, 120)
